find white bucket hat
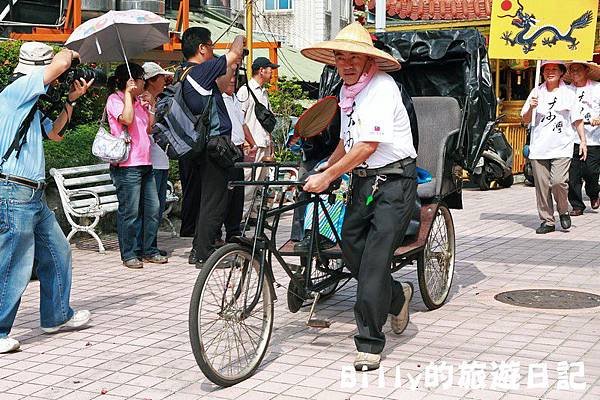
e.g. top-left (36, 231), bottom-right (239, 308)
top-left (301, 22), bottom-right (401, 72)
top-left (13, 42), bottom-right (54, 75)
top-left (142, 62), bottom-right (174, 80)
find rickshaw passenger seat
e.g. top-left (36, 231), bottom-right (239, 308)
top-left (411, 96), bottom-right (462, 200)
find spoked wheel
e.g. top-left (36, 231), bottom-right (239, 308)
top-left (189, 244), bottom-right (274, 387)
top-left (417, 204), bottom-right (455, 310)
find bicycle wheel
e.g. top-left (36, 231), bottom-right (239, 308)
top-left (189, 244), bottom-right (274, 387)
top-left (417, 204), bottom-right (455, 310)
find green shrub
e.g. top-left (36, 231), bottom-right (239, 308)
top-left (44, 123), bottom-right (99, 176)
top-left (268, 79), bottom-right (307, 162)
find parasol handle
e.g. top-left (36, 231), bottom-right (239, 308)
top-left (115, 25), bottom-right (132, 79)
top-left (531, 60), bottom-right (542, 128)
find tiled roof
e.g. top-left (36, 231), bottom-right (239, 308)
top-left (355, 0), bottom-right (600, 21)
top-left (354, 0), bottom-right (491, 20)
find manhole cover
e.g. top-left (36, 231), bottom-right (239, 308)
top-left (495, 289), bottom-right (600, 310)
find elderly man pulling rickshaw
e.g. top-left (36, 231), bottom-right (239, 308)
top-left (301, 22), bottom-right (417, 371)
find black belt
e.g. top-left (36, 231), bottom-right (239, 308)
top-left (353, 157), bottom-right (415, 178)
top-left (0, 173), bottom-right (46, 190)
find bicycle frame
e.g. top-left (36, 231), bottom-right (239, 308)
top-left (229, 162), bottom-right (352, 318)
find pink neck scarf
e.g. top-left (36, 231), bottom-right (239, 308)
top-left (339, 63), bottom-right (379, 114)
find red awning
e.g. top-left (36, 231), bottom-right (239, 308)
top-left (354, 0), bottom-right (492, 20)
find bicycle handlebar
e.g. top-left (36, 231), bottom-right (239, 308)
top-left (234, 161), bottom-right (301, 168)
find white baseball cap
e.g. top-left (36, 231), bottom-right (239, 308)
top-left (142, 62), bottom-right (174, 80)
top-left (14, 42), bottom-right (54, 75)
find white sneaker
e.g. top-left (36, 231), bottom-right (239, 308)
top-left (41, 310), bottom-right (91, 334)
top-left (354, 351), bottom-right (381, 371)
top-left (0, 337), bottom-right (20, 354)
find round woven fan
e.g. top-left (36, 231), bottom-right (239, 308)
top-left (294, 96), bottom-right (339, 138)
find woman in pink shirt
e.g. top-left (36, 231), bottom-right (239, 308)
top-left (106, 63), bottom-right (168, 268)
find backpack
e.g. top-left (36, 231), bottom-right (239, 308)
top-left (151, 67), bottom-right (213, 160)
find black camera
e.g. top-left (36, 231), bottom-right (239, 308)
top-left (58, 58), bottom-right (107, 87)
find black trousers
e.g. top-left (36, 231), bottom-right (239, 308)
top-left (223, 166), bottom-right (245, 240)
top-left (341, 165), bottom-right (417, 354)
top-left (192, 152), bottom-right (229, 260)
top-left (179, 157), bottom-right (202, 237)
top-left (568, 144), bottom-right (600, 211)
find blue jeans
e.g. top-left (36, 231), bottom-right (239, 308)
top-left (110, 165), bottom-right (160, 262)
top-left (135, 169), bottom-right (168, 252)
top-left (0, 181), bottom-right (74, 337)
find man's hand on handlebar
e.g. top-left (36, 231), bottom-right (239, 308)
top-left (303, 172), bottom-right (333, 193)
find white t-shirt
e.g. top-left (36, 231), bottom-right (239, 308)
top-left (520, 81), bottom-right (582, 160)
top-left (340, 71), bottom-right (417, 169)
top-left (237, 78), bottom-right (271, 148)
top-left (223, 93), bottom-right (245, 146)
top-left (150, 136), bottom-right (169, 170)
top-left (570, 80), bottom-right (600, 146)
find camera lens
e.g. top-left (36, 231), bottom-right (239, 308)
top-left (73, 67), bottom-right (107, 87)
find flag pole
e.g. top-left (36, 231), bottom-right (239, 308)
top-left (531, 60), bottom-right (542, 127)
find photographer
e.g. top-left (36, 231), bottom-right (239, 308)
top-left (0, 42), bottom-right (93, 354)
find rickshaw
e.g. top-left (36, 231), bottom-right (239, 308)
top-left (188, 28), bottom-right (496, 387)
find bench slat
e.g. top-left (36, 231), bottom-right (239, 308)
top-left (50, 164), bottom-right (109, 177)
top-left (73, 184), bottom-right (116, 195)
top-left (63, 174), bottom-right (112, 187)
top-left (71, 195), bottom-right (118, 209)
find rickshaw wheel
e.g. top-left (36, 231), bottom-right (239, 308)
top-left (417, 204), bottom-right (455, 310)
top-left (189, 244), bottom-right (274, 387)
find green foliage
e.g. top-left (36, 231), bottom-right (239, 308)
top-left (268, 79), bottom-right (307, 117)
top-left (44, 123), bottom-right (99, 175)
top-left (0, 40), bottom-right (21, 88)
top-left (168, 160), bottom-right (180, 182)
top-left (268, 79), bottom-right (307, 162)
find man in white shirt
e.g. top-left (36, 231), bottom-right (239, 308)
top-left (566, 61), bottom-right (600, 215)
top-left (237, 57), bottom-right (279, 223)
top-left (521, 61), bottom-right (587, 234)
top-left (218, 72), bottom-right (254, 241)
top-left (301, 22), bottom-right (417, 371)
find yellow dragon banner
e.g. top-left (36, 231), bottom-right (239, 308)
top-left (489, 0), bottom-right (598, 60)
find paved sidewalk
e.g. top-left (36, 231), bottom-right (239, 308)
top-left (1, 184), bottom-right (599, 400)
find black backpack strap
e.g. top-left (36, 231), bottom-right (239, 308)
top-left (245, 80), bottom-right (262, 108)
top-left (0, 103), bottom-right (38, 172)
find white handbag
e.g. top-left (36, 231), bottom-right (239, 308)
top-left (92, 108), bottom-right (131, 164)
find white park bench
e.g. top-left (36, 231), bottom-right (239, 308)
top-left (50, 163), bottom-right (178, 253)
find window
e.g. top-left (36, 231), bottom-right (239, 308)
top-left (341, 0), bottom-right (350, 20)
top-left (265, 0), bottom-right (292, 10)
top-left (326, 0), bottom-right (351, 19)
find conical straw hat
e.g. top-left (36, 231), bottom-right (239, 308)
top-left (301, 22), bottom-right (400, 72)
top-left (565, 60), bottom-right (600, 82)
